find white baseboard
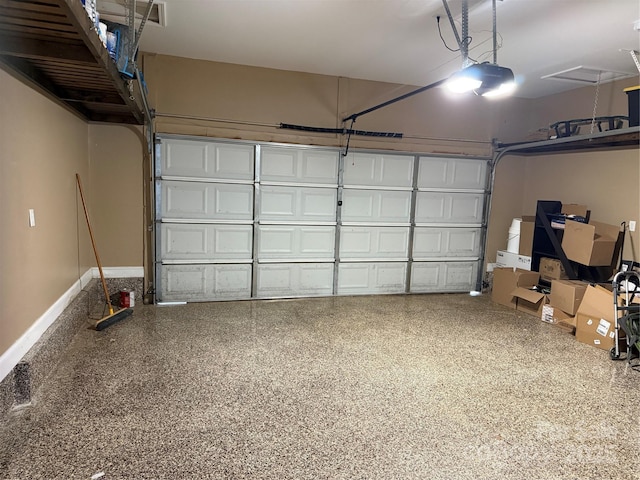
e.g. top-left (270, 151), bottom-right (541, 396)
top-left (0, 266), bottom-right (143, 383)
top-left (94, 266), bottom-right (144, 279)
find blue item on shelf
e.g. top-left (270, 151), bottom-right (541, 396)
top-left (106, 31), bottom-right (118, 61)
top-left (103, 20), bottom-right (136, 78)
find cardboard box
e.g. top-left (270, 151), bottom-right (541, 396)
top-left (562, 204), bottom-right (588, 217)
top-left (491, 267), bottom-right (540, 309)
top-left (496, 250), bottom-right (532, 271)
top-left (513, 287), bottom-right (548, 317)
top-left (562, 220), bottom-right (619, 266)
top-left (541, 304), bottom-right (573, 325)
top-left (574, 285), bottom-right (621, 350)
top-left (539, 257), bottom-right (569, 282)
top-left (519, 216), bottom-right (535, 256)
top-left (550, 279), bottom-right (589, 315)
top-left (557, 314), bottom-right (577, 334)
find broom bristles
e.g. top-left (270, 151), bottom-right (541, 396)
top-left (95, 308), bottom-right (133, 331)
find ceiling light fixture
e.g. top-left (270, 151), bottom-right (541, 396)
top-left (448, 63), bottom-right (516, 96)
top-left (444, 0), bottom-right (516, 97)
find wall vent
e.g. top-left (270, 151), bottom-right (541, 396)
top-left (98, 1), bottom-right (166, 27)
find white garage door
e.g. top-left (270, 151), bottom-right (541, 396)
top-left (154, 135), bottom-right (488, 302)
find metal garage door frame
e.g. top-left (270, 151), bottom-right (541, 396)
top-left (153, 133), bottom-right (491, 303)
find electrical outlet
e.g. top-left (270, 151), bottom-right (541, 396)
top-left (629, 220), bottom-right (636, 232)
top-left (29, 209), bottom-right (36, 227)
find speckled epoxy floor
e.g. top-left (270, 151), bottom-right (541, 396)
top-left (1, 293), bottom-right (639, 479)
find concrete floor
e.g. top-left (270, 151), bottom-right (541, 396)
top-left (1, 293), bottom-right (639, 479)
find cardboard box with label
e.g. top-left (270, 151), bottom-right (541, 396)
top-left (491, 267), bottom-right (540, 309)
top-left (562, 220), bottom-right (619, 266)
top-left (574, 284), bottom-right (623, 350)
top-left (496, 250), bottom-right (532, 271)
top-left (539, 257), bottom-right (569, 283)
top-left (541, 304), bottom-right (575, 333)
top-left (549, 279), bottom-right (589, 315)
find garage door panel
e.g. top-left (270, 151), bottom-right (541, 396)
top-left (418, 156), bottom-right (487, 190)
top-left (258, 225), bottom-right (335, 259)
top-left (415, 192), bottom-right (483, 224)
top-left (413, 227), bottom-right (480, 258)
top-left (410, 263), bottom-right (441, 290)
top-left (379, 194), bottom-right (411, 220)
top-left (261, 148), bottom-right (297, 179)
top-left (164, 141), bottom-right (207, 177)
top-left (410, 262), bottom-right (478, 292)
top-left (162, 224), bottom-right (253, 260)
top-left (160, 264), bottom-right (252, 301)
top-left (337, 262), bottom-right (406, 295)
top-left (261, 147), bottom-right (338, 184)
top-left (260, 186), bottom-right (337, 222)
top-left (162, 140), bottom-right (254, 180)
top-left (342, 190), bottom-right (411, 223)
top-left (260, 188), bottom-right (296, 218)
top-left (340, 227), bottom-right (409, 258)
top-left (448, 229), bottom-right (480, 255)
top-left (412, 230), bottom-right (443, 256)
top-left (344, 152), bottom-right (413, 187)
top-left (417, 158), bottom-right (448, 187)
top-left (450, 160), bottom-right (487, 189)
top-left (256, 263), bottom-right (334, 297)
top-left (450, 195), bottom-right (483, 222)
top-left (162, 181), bottom-right (253, 221)
top-left (258, 226), bottom-right (295, 256)
top-left (414, 193), bottom-right (446, 222)
top-left (303, 190), bottom-right (337, 218)
top-left (214, 145), bottom-right (255, 180)
top-left (302, 151), bottom-right (339, 183)
top-left (444, 262), bottom-right (478, 290)
top-left (299, 227), bottom-right (335, 255)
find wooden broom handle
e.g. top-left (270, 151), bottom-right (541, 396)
top-left (76, 174), bottom-right (114, 314)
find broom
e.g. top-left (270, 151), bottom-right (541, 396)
top-left (76, 174), bottom-right (133, 330)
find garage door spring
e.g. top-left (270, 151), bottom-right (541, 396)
top-left (279, 123), bottom-right (403, 138)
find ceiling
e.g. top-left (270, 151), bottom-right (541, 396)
top-left (125, 0), bottom-right (639, 99)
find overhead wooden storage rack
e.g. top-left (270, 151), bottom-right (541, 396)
top-left (0, 0), bottom-right (146, 124)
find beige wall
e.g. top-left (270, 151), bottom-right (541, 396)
top-left (88, 124), bottom-right (145, 267)
top-left (0, 68), bottom-right (90, 355)
top-left (0, 69), bottom-right (145, 360)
